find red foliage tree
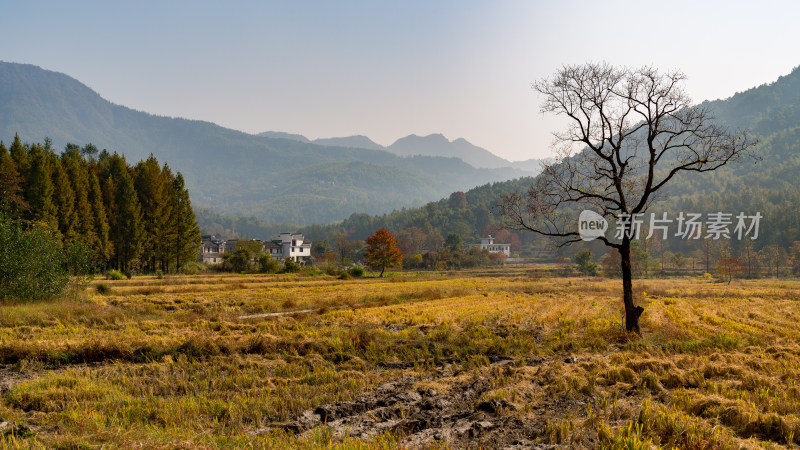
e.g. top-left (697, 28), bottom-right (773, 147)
top-left (365, 228), bottom-right (403, 277)
top-left (395, 226), bottom-right (427, 255)
top-left (717, 257), bottom-right (745, 285)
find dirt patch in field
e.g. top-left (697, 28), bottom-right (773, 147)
top-left (0, 365), bottom-right (32, 396)
top-left (255, 357), bottom-right (607, 448)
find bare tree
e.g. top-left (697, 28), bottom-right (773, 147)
top-left (498, 63), bottom-right (756, 334)
top-left (761, 244), bottom-right (788, 279)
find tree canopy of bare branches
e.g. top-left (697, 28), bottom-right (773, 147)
top-left (499, 63), bottom-right (757, 333)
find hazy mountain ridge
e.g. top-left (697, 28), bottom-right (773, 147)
top-left (255, 130), bottom-right (547, 171)
top-left (312, 135), bottom-right (383, 150)
top-left (257, 131), bottom-right (311, 142)
top-left (385, 133), bottom-right (512, 169)
top-left (0, 61), bottom-right (533, 225)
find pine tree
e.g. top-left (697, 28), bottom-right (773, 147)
top-left (52, 158), bottom-right (78, 241)
top-left (107, 153), bottom-right (142, 272)
top-left (62, 146), bottom-right (96, 247)
top-left (0, 142), bottom-right (29, 217)
top-left (24, 143), bottom-right (58, 230)
top-left (9, 133), bottom-right (28, 176)
top-left (160, 164), bottom-right (179, 270)
top-left (134, 155), bottom-right (171, 272)
top-left (88, 170), bottom-right (112, 264)
top-left (170, 172), bottom-right (201, 270)
top-left (100, 155), bottom-right (119, 267)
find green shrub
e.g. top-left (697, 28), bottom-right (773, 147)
top-left (349, 265), bottom-right (365, 277)
top-left (258, 255), bottom-right (280, 274)
top-left (95, 283), bottom-right (111, 295)
top-left (223, 248), bottom-right (253, 273)
top-left (155, 269), bottom-right (164, 279)
top-left (180, 262), bottom-right (203, 275)
top-left (0, 214), bottom-right (69, 301)
top-left (64, 239), bottom-right (98, 293)
top-left (300, 266), bottom-right (323, 276)
top-left (107, 269), bottom-right (125, 280)
top-left (281, 258), bottom-right (300, 274)
top-left (574, 249), bottom-right (598, 276)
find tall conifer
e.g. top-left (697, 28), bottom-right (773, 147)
top-left (9, 133), bottom-right (28, 176)
top-left (170, 172), bottom-right (201, 270)
top-left (0, 142), bottom-right (29, 217)
top-left (52, 158), bottom-right (78, 241)
top-left (88, 170), bottom-right (112, 263)
top-left (107, 153), bottom-right (142, 271)
top-left (24, 144), bottom-right (58, 229)
top-left (134, 155), bottom-right (171, 272)
top-left (63, 146), bottom-right (97, 247)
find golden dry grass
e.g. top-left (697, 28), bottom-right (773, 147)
top-left (0, 269), bottom-right (798, 448)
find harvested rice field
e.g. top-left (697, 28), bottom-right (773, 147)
top-left (1, 269), bottom-right (800, 448)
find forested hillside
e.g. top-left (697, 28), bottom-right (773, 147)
top-left (658, 66), bottom-right (800, 252)
top-left (0, 134), bottom-right (200, 273)
top-left (0, 62), bottom-right (532, 225)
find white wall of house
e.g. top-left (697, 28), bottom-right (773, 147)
top-left (474, 235), bottom-right (511, 257)
top-left (270, 233), bottom-right (312, 263)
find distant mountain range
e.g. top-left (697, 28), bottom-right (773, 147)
top-left (258, 131), bottom-right (536, 170)
top-left (0, 61), bottom-right (541, 225)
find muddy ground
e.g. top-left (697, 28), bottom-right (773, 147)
top-left (255, 355), bottom-right (624, 449)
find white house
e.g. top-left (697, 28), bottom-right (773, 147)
top-left (474, 235), bottom-right (511, 257)
top-left (198, 235), bottom-right (225, 264)
top-left (265, 232), bottom-right (312, 264)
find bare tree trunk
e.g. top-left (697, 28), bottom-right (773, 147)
top-left (620, 239), bottom-right (643, 334)
top-left (380, 266), bottom-right (385, 277)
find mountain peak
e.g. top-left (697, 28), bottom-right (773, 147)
top-left (387, 134), bottom-right (511, 169)
top-left (312, 135), bottom-right (383, 150)
top-left (257, 131), bottom-right (310, 143)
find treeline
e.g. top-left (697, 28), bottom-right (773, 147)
top-left (300, 183), bottom-right (525, 243)
top-left (195, 207), bottom-right (294, 241)
top-left (297, 182), bottom-right (547, 261)
top-left (0, 134), bottom-right (201, 273)
top-left (312, 229), bottom-right (508, 272)
top-left (570, 238), bottom-right (800, 282)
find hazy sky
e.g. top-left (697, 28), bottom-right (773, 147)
top-left (2, 1), bottom-right (799, 161)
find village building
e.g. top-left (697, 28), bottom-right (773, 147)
top-left (198, 233), bottom-right (312, 265)
top-left (265, 232), bottom-right (312, 264)
top-left (198, 235), bottom-right (226, 264)
top-left (473, 235), bottom-right (511, 257)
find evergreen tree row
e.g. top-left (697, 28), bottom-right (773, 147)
top-left (0, 134), bottom-right (201, 273)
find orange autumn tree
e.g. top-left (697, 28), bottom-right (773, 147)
top-left (717, 256), bottom-right (745, 285)
top-left (365, 228), bottom-right (403, 277)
